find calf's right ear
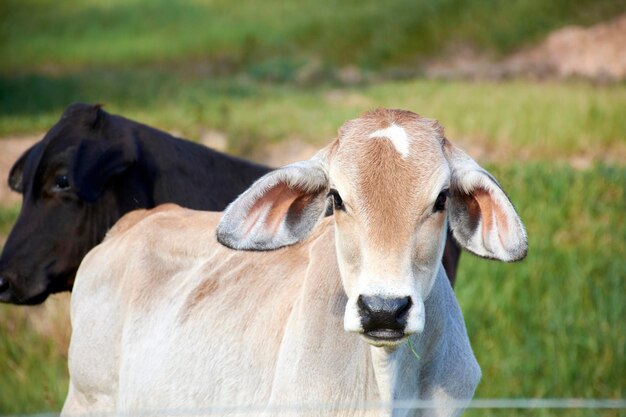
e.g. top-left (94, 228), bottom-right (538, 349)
top-left (216, 159), bottom-right (329, 251)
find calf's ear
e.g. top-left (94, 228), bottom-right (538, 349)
top-left (217, 158), bottom-right (329, 251)
top-left (71, 139), bottom-right (137, 203)
top-left (445, 142), bottom-right (527, 262)
top-left (8, 144), bottom-right (38, 192)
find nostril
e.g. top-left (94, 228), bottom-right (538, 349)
top-left (357, 294), bottom-right (370, 315)
top-left (395, 296), bottom-right (412, 320)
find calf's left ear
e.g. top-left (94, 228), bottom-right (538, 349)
top-left (217, 159), bottom-right (329, 251)
top-left (445, 143), bottom-right (528, 262)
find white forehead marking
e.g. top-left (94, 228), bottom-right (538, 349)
top-left (368, 124), bottom-right (410, 158)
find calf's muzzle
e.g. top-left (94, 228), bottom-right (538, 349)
top-left (358, 295), bottom-right (412, 340)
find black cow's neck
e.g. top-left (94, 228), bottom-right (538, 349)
top-left (133, 129), bottom-right (271, 212)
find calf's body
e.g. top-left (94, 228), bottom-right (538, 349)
top-left (64, 207), bottom-right (478, 417)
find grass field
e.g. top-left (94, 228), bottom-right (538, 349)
top-left (1, 0), bottom-right (625, 415)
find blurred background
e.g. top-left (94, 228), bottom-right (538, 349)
top-left (0, 0), bottom-right (625, 415)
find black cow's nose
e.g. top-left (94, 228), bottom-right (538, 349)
top-left (358, 295), bottom-right (412, 333)
top-left (0, 276), bottom-right (9, 293)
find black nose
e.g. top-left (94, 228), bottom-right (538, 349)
top-left (358, 295), bottom-right (412, 333)
top-left (0, 276), bottom-right (9, 293)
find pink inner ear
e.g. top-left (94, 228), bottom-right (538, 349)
top-left (473, 188), bottom-right (509, 246)
top-left (245, 184), bottom-right (304, 236)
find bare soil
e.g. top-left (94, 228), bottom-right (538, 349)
top-left (506, 14), bottom-right (626, 81)
top-left (425, 14), bottom-right (626, 82)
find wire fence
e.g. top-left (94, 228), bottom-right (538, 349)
top-left (6, 399), bottom-right (626, 417)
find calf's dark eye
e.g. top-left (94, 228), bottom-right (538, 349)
top-left (52, 175), bottom-right (71, 192)
top-left (433, 189), bottom-right (449, 212)
top-left (327, 188), bottom-right (344, 211)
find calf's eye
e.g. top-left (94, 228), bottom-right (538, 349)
top-left (433, 189), bottom-right (449, 212)
top-left (52, 175), bottom-right (71, 192)
top-left (327, 188), bottom-right (344, 211)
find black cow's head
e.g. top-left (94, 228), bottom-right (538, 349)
top-left (0, 103), bottom-right (151, 304)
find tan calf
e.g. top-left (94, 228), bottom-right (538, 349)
top-left (63, 109), bottom-right (527, 417)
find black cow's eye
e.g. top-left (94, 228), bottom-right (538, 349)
top-left (52, 175), bottom-right (70, 192)
top-left (433, 189), bottom-right (449, 212)
top-left (327, 189), bottom-right (344, 211)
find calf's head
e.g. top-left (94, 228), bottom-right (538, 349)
top-left (217, 109), bottom-right (527, 347)
top-left (0, 103), bottom-right (146, 304)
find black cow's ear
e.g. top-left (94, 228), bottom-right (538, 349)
top-left (71, 139), bottom-right (137, 203)
top-left (90, 103), bottom-right (106, 129)
top-left (62, 103), bottom-right (106, 129)
top-left (8, 144), bottom-right (37, 193)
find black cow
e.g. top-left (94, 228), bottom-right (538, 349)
top-left (0, 103), bottom-right (461, 305)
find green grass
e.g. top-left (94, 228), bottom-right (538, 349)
top-left (0, 307), bottom-right (69, 415)
top-left (458, 164), bottom-right (626, 417)
top-left (456, 163), bottom-right (626, 398)
top-left (0, 204), bottom-right (70, 414)
top-left (1, 0), bottom-right (623, 73)
top-left (1, 74), bottom-right (625, 161)
top-left (0, 205), bottom-right (19, 236)
top-left (0, 164), bottom-right (624, 414)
